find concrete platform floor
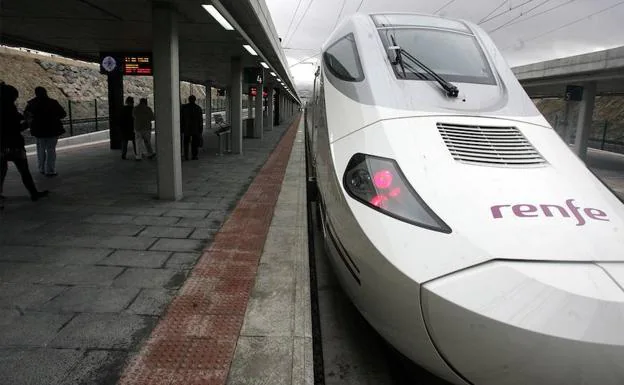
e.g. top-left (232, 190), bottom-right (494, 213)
top-left (0, 120), bottom-right (294, 385)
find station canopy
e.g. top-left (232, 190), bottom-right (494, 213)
top-left (0, 0), bottom-right (299, 98)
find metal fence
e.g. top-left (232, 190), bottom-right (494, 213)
top-left (552, 116), bottom-right (624, 154)
top-left (588, 121), bottom-right (624, 154)
top-left (18, 94), bottom-right (262, 145)
top-left (19, 99), bottom-right (109, 145)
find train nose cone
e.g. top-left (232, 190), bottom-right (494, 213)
top-left (421, 261), bottom-right (624, 385)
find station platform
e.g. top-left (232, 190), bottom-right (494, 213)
top-left (0, 116), bottom-right (311, 385)
top-left (0, 115), bottom-right (622, 385)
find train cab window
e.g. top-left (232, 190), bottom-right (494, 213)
top-left (323, 34), bottom-right (364, 82)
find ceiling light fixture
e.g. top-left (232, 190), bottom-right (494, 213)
top-left (260, 62), bottom-right (269, 69)
top-left (202, 5), bottom-right (234, 31)
top-left (243, 45), bottom-right (258, 56)
top-left (270, 72), bottom-right (276, 76)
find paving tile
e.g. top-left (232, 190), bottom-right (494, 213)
top-left (46, 265), bottom-right (125, 286)
top-left (0, 309), bottom-right (74, 346)
top-left (174, 218), bottom-right (224, 229)
top-left (59, 349), bottom-right (129, 385)
top-left (133, 215), bottom-right (181, 226)
top-left (0, 283), bottom-right (67, 310)
top-left (189, 228), bottom-right (218, 241)
top-left (85, 214), bottom-right (137, 225)
top-left (0, 262), bottom-right (60, 284)
top-left (59, 223), bottom-right (145, 237)
top-left (163, 209), bottom-right (210, 219)
top-left (241, 288), bottom-right (294, 337)
top-left (100, 250), bottom-right (172, 268)
top-left (50, 313), bottom-right (157, 349)
top-left (165, 252), bottom-right (202, 269)
top-left (40, 286), bottom-right (140, 313)
top-left (123, 207), bottom-right (169, 216)
top-left (261, 225), bottom-right (302, 259)
top-left (150, 238), bottom-right (205, 252)
top-left (0, 246), bottom-right (112, 265)
top-left (125, 289), bottom-right (176, 316)
top-left (226, 336), bottom-right (293, 385)
top-left (113, 268), bottom-right (187, 289)
top-left (97, 236), bottom-right (158, 251)
top-left (139, 226), bottom-right (193, 239)
top-left (293, 337), bottom-right (314, 385)
top-left (0, 348), bottom-right (83, 385)
top-left (253, 262), bottom-right (295, 292)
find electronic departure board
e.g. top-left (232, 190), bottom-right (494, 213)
top-left (123, 55), bottom-right (152, 75)
top-left (100, 53), bottom-right (153, 76)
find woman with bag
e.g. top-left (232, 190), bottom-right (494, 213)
top-left (0, 83), bottom-right (49, 207)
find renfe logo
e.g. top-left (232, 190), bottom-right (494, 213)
top-left (491, 199), bottom-right (609, 226)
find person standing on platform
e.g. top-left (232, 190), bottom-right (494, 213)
top-left (121, 96), bottom-right (137, 160)
top-left (24, 86), bottom-right (66, 177)
top-left (180, 95), bottom-right (204, 160)
top-left (133, 98), bottom-right (155, 160)
top-left (0, 83), bottom-right (49, 207)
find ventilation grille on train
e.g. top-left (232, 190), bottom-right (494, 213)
top-left (437, 123), bottom-right (547, 167)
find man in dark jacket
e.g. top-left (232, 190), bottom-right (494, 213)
top-left (121, 96), bottom-right (137, 160)
top-left (24, 86), bottom-right (66, 176)
top-left (0, 83), bottom-right (49, 206)
top-left (180, 95), bottom-right (204, 160)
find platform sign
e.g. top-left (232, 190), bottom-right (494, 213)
top-left (244, 67), bottom-right (264, 84)
top-left (100, 53), bottom-right (153, 76)
top-left (565, 85), bottom-right (584, 101)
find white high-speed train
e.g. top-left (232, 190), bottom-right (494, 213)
top-left (305, 12), bottom-right (624, 385)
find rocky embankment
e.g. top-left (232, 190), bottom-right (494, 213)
top-left (0, 47), bottom-right (208, 120)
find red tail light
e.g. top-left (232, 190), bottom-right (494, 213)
top-left (343, 153), bottom-right (451, 233)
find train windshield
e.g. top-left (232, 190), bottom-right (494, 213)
top-left (377, 26), bottom-right (497, 86)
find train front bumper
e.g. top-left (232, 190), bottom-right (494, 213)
top-left (421, 261), bottom-right (624, 385)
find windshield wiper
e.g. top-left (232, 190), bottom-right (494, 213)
top-left (388, 36), bottom-right (459, 98)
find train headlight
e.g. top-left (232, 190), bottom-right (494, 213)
top-left (343, 153), bottom-right (452, 234)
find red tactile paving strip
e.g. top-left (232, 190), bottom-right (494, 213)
top-left (118, 116), bottom-right (301, 385)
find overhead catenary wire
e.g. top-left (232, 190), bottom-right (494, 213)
top-left (478, 0), bottom-right (508, 23)
top-left (355, 0), bottom-right (366, 12)
top-left (284, 0), bottom-right (316, 47)
top-left (333, 0), bottom-right (348, 30)
top-left (434, 0), bottom-right (456, 14)
top-left (479, 0), bottom-right (536, 24)
top-left (491, 0), bottom-right (576, 32)
top-left (488, 0), bottom-right (556, 33)
top-left (502, 0), bottom-right (624, 50)
top-left (289, 52), bottom-right (321, 68)
top-left (283, 0), bottom-right (305, 45)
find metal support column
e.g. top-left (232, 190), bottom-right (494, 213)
top-left (231, 57), bottom-right (243, 154)
top-left (254, 74), bottom-right (264, 138)
top-left (153, 2), bottom-right (182, 200)
top-left (267, 88), bottom-right (274, 131)
top-left (107, 71), bottom-right (123, 149)
top-left (205, 84), bottom-right (212, 131)
top-left (574, 81), bottom-right (596, 162)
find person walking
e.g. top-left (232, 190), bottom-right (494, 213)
top-left (121, 96), bottom-right (137, 160)
top-left (133, 98), bottom-right (155, 160)
top-left (24, 86), bottom-right (66, 177)
top-left (0, 83), bottom-right (49, 207)
top-left (180, 95), bottom-right (204, 160)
